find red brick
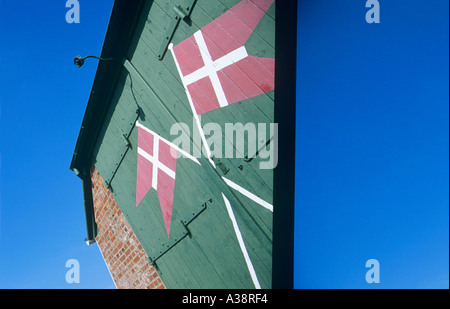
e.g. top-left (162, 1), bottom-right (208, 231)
top-left (91, 165), bottom-right (165, 289)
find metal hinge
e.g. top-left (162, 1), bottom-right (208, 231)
top-left (157, 0), bottom-right (197, 60)
top-left (244, 135), bottom-right (275, 163)
top-left (148, 198), bottom-right (211, 269)
top-left (211, 156), bottom-right (230, 176)
top-left (103, 108), bottom-right (141, 192)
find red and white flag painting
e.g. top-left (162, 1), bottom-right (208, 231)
top-left (135, 121), bottom-right (200, 238)
top-left (169, 0), bottom-right (275, 115)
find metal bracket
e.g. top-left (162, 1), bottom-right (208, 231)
top-left (149, 198), bottom-right (211, 269)
top-left (157, 0), bottom-right (197, 60)
top-left (103, 108), bottom-right (141, 192)
top-left (244, 136), bottom-right (275, 163)
top-left (122, 134), bottom-right (131, 148)
top-left (211, 156), bottom-right (230, 175)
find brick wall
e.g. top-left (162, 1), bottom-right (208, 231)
top-left (90, 166), bottom-right (165, 289)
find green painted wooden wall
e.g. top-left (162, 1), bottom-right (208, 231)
top-left (92, 0), bottom-right (275, 289)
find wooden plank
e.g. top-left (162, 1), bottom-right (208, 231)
top-left (163, 0), bottom-right (277, 190)
top-left (171, 159), bottom-right (260, 288)
top-left (217, 0), bottom-right (275, 21)
top-left (174, 0), bottom-right (275, 52)
top-left (195, 160), bottom-right (273, 288)
top-left (113, 142), bottom-right (253, 287)
top-left (199, 107), bottom-right (274, 203)
top-left (127, 43), bottom-right (195, 126)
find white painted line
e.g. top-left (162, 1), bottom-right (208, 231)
top-left (182, 44), bottom-right (248, 86)
top-left (168, 43), bottom-right (216, 168)
top-left (222, 193), bottom-right (261, 289)
top-left (222, 177), bottom-right (273, 212)
top-left (136, 120), bottom-right (201, 165)
top-left (193, 30), bottom-right (229, 108)
top-left (152, 135), bottom-right (159, 189)
top-left (138, 147), bottom-right (176, 180)
top-left (214, 46), bottom-right (248, 71)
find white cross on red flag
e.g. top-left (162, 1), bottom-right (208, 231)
top-left (135, 121), bottom-right (199, 238)
top-left (170, 0), bottom-right (275, 115)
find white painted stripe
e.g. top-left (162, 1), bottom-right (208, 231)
top-left (214, 46), bottom-right (248, 73)
top-left (168, 43), bottom-right (216, 168)
top-left (183, 46), bottom-right (248, 86)
top-left (222, 177), bottom-right (273, 212)
top-left (138, 147), bottom-right (176, 180)
top-left (193, 30), bottom-right (229, 108)
top-left (151, 135), bottom-right (159, 189)
top-left (222, 193), bottom-right (261, 289)
top-left (136, 120), bottom-right (201, 165)
top-left (182, 66), bottom-right (210, 86)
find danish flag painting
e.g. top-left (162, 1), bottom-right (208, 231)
top-left (169, 0), bottom-right (275, 115)
top-left (135, 121), bottom-right (200, 238)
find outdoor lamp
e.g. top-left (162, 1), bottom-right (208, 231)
top-left (74, 55), bottom-right (113, 68)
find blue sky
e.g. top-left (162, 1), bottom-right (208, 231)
top-left (0, 1), bottom-right (116, 288)
top-left (0, 0), bottom-right (448, 289)
top-left (295, 0), bottom-right (449, 288)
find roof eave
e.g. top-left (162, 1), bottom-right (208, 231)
top-left (70, 0), bottom-right (146, 176)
